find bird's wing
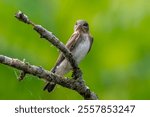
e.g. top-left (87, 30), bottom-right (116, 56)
top-left (51, 32), bottom-right (80, 72)
top-left (66, 32), bottom-right (81, 50)
top-left (88, 35), bottom-right (94, 53)
top-left (51, 53), bottom-right (64, 72)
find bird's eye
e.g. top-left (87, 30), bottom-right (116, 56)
top-left (83, 23), bottom-right (88, 27)
top-left (75, 22), bottom-right (77, 25)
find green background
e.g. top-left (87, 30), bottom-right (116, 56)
top-left (0, 0), bottom-right (150, 100)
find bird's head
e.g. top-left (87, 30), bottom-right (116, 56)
top-left (74, 20), bottom-right (89, 33)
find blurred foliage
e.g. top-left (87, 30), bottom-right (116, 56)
top-left (0, 0), bottom-right (150, 100)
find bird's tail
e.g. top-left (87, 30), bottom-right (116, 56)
top-left (43, 82), bottom-right (56, 93)
top-left (43, 67), bottom-right (56, 93)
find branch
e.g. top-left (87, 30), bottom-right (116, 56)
top-left (15, 11), bottom-right (81, 78)
top-left (0, 55), bottom-right (98, 100)
top-left (0, 11), bottom-right (99, 100)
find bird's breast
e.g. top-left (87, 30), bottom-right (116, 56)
top-left (72, 34), bottom-right (90, 63)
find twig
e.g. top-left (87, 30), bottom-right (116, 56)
top-left (0, 55), bottom-right (98, 99)
top-left (18, 59), bottom-right (26, 81)
top-left (18, 71), bottom-right (26, 81)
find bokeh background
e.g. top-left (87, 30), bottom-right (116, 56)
top-left (0, 0), bottom-right (150, 100)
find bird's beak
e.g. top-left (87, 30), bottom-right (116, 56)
top-left (76, 24), bottom-right (82, 31)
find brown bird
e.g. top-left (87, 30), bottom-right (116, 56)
top-left (43, 20), bottom-right (93, 92)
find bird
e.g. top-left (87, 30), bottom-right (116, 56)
top-left (43, 20), bottom-right (93, 93)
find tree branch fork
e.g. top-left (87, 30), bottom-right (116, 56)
top-left (0, 11), bottom-right (98, 100)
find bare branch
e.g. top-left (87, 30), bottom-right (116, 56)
top-left (0, 11), bottom-right (99, 100)
top-left (0, 55), bottom-right (98, 100)
top-left (15, 11), bottom-right (81, 78)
